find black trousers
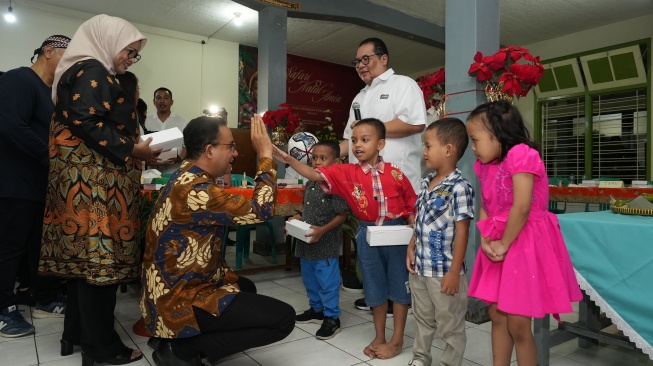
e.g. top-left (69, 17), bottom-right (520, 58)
top-left (0, 197), bottom-right (60, 309)
top-left (63, 279), bottom-right (127, 362)
top-left (169, 277), bottom-right (296, 362)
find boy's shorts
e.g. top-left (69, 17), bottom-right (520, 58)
top-left (356, 218), bottom-right (411, 308)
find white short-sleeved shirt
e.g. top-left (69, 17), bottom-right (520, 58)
top-left (144, 112), bottom-right (189, 174)
top-left (144, 112), bottom-right (188, 134)
top-left (343, 68), bottom-right (426, 191)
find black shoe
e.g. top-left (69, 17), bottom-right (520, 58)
top-left (60, 339), bottom-right (79, 356)
top-left (295, 308), bottom-right (324, 324)
top-left (147, 337), bottom-right (163, 350)
top-left (152, 342), bottom-right (203, 366)
top-left (316, 317), bottom-right (340, 340)
top-left (340, 270), bottom-right (364, 293)
top-left (354, 298), bottom-right (370, 311)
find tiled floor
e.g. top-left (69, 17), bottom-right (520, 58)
top-left (1, 267), bottom-right (652, 366)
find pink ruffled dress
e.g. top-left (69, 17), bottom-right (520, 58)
top-left (468, 144), bottom-right (582, 318)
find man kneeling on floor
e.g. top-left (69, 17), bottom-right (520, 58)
top-left (140, 115), bottom-right (295, 366)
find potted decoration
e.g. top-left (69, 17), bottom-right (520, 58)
top-left (417, 68), bottom-right (446, 119)
top-left (262, 103), bottom-right (301, 146)
top-left (468, 46), bottom-right (544, 102)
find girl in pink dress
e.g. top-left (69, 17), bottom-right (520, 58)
top-left (466, 101), bottom-right (582, 366)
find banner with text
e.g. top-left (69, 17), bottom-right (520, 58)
top-left (238, 45), bottom-right (362, 140)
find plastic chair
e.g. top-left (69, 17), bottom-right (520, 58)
top-left (220, 175), bottom-right (276, 269)
top-left (221, 223), bottom-right (276, 269)
top-left (230, 174), bottom-right (255, 187)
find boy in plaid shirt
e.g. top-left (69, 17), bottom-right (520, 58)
top-left (406, 118), bottom-right (474, 366)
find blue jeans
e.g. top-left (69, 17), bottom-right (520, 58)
top-left (356, 219), bottom-right (411, 308)
top-left (300, 257), bottom-right (341, 318)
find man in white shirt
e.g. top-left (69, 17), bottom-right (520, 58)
top-left (144, 87), bottom-right (188, 174)
top-left (340, 38), bottom-right (426, 191)
top-left (339, 37), bottom-right (426, 315)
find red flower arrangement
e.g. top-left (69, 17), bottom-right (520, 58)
top-left (262, 103), bottom-right (301, 134)
top-left (417, 68), bottom-right (445, 109)
top-left (468, 46), bottom-right (545, 99)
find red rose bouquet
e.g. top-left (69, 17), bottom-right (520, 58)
top-left (417, 68), bottom-right (445, 109)
top-left (262, 103), bottom-right (301, 134)
top-left (468, 46), bottom-right (544, 100)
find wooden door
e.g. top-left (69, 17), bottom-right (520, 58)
top-left (230, 128), bottom-right (257, 178)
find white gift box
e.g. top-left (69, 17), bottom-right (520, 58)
top-left (140, 128), bottom-right (183, 151)
top-left (366, 226), bottom-right (413, 246)
top-left (285, 220), bottom-right (314, 242)
top-left (141, 169), bottom-right (162, 184)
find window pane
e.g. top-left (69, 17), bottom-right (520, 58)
top-left (591, 90), bottom-right (647, 183)
top-left (541, 97), bottom-right (586, 181)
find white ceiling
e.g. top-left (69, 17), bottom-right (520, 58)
top-left (9, 0), bottom-right (653, 76)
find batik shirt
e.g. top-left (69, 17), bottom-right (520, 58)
top-left (140, 158), bottom-right (277, 339)
top-left (413, 169), bottom-right (474, 278)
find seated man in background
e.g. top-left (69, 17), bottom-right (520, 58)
top-left (144, 87), bottom-right (188, 174)
top-left (141, 115), bottom-right (295, 366)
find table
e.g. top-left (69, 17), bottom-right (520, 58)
top-left (549, 186), bottom-right (653, 204)
top-left (223, 186), bottom-right (304, 216)
top-left (534, 211), bottom-right (653, 365)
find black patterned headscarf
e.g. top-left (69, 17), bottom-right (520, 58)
top-left (30, 35), bottom-right (71, 63)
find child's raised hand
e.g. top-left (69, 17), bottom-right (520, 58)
top-left (272, 145), bottom-right (290, 163)
top-left (440, 271), bottom-right (460, 295)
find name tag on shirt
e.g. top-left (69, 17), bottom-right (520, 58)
top-left (380, 94), bottom-right (389, 99)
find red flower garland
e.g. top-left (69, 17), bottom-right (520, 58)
top-left (468, 46), bottom-right (545, 98)
top-left (417, 68), bottom-right (445, 109)
top-left (262, 103), bottom-right (301, 134)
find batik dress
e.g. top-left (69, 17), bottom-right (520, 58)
top-left (40, 59), bottom-right (142, 285)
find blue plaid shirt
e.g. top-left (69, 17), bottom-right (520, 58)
top-left (413, 169), bottom-right (474, 278)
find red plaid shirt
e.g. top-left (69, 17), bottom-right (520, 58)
top-left (317, 158), bottom-right (416, 223)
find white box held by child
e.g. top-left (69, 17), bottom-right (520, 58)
top-left (285, 220), bottom-right (314, 242)
top-left (366, 226), bottom-right (413, 246)
top-left (140, 127), bottom-right (183, 151)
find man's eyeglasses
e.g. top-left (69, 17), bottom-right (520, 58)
top-left (125, 47), bottom-right (141, 63)
top-left (351, 53), bottom-right (383, 67)
top-left (209, 142), bottom-right (236, 151)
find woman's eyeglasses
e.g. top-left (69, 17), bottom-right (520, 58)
top-left (125, 47), bottom-right (141, 63)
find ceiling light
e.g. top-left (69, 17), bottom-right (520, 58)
top-left (233, 12), bottom-right (242, 26)
top-left (5, 1), bottom-right (16, 23)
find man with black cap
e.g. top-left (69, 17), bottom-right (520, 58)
top-left (0, 35), bottom-right (71, 338)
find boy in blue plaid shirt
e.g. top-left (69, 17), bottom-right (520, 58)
top-left (406, 118), bottom-right (474, 366)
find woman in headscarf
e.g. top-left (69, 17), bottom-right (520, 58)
top-left (39, 14), bottom-right (160, 365)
